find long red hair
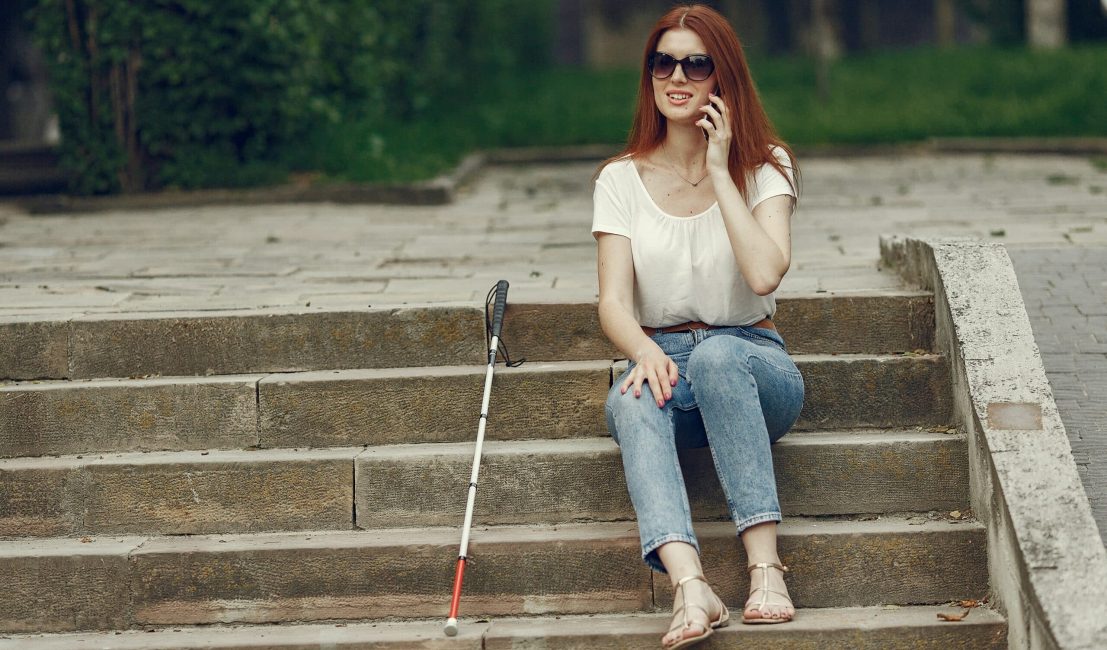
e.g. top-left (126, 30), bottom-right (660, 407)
top-left (600, 3), bottom-right (799, 200)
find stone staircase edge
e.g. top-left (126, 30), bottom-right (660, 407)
top-left (881, 235), bottom-right (1107, 649)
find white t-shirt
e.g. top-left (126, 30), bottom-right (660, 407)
top-left (591, 146), bottom-right (796, 329)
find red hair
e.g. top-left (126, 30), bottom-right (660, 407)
top-left (600, 3), bottom-right (799, 201)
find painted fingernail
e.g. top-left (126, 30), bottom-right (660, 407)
top-left (657, 399), bottom-right (664, 407)
top-left (634, 390), bottom-right (640, 397)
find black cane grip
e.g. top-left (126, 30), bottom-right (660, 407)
top-left (490, 280), bottom-right (509, 340)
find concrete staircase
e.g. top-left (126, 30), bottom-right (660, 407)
top-left (0, 292), bottom-right (1007, 647)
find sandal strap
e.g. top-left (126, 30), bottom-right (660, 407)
top-left (748, 587), bottom-right (791, 600)
top-left (747, 563), bottom-right (790, 613)
top-left (670, 574), bottom-right (714, 634)
top-left (675, 574), bottom-right (709, 588)
top-left (747, 562), bottom-right (788, 573)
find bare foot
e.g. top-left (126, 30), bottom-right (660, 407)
top-left (743, 564), bottom-right (794, 623)
top-left (662, 576), bottom-right (726, 648)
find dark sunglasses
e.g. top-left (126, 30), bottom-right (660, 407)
top-left (648, 52), bottom-right (715, 81)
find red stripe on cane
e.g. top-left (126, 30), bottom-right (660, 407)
top-left (448, 557), bottom-right (467, 620)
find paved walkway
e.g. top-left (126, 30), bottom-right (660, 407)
top-left (1, 152), bottom-right (1105, 540)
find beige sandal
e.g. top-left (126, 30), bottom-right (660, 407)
top-left (662, 574), bottom-right (731, 649)
top-left (743, 562), bottom-right (795, 624)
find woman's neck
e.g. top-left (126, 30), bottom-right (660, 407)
top-left (662, 123), bottom-right (709, 170)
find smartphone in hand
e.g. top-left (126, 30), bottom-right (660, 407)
top-left (702, 86), bottom-right (721, 140)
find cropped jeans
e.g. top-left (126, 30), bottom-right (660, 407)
top-left (604, 326), bottom-right (805, 573)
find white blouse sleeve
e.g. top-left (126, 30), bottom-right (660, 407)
top-left (591, 165), bottom-right (631, 238)
top-left (748, 146), bottom-right (797, 211)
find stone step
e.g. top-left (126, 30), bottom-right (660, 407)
top-left (358, 432), bottom-right (969, 528)
top-left (2, 355), bottom-right (951, 458)
top-left (1, 293), bottom-right (933, 380)
top-left (506, 292), bottom-right (934, 360)
top-left (0, 517), bottom-right (988, 633)
top-left (0, 431), bottom-right (967, 537)
top-left (0, 447), bottom-right (359, 537)
top-left (0, 605), bottom-right (1007, 649)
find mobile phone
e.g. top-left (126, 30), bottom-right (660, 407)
top-left (703, 87), bottom-right (721, 140)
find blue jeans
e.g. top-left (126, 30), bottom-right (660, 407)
top-left (604, 326), bottom-right (805, 573)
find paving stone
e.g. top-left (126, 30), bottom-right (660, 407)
top-left (1009, 245), bottom-right (1107, 545)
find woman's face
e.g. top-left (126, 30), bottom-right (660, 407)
top-left (651, 28), bottom-right (716, 128)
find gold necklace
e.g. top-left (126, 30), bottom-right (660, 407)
top-left (663, 145), bottom-right (709, 187)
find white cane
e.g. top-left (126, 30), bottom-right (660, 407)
top-left (444, 279), bottom-right (510, 637)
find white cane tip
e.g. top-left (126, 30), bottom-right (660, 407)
top-left (444, 618), bottom-right (459, 636)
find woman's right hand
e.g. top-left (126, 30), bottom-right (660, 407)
top-left (621, 345), bottom-right (679, 407)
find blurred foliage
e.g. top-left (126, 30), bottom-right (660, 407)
top-left (27, 0), bottom-right (553, 194)
top-left (958, 0), bottom-right (1026, 45)
top-left (308, 43), bottom-right (1107, 183)
top-left (754, 44), bottom-right (1107, 143)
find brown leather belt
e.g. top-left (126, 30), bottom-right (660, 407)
top-left (643, 317), bottom-right (775, 336)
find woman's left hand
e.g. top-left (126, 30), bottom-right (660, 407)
top-left (698, 93), bottom-right (731, 175)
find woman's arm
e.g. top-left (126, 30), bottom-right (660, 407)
top-left (699, 95), bottom-right (794, 295)
top-left (596, 232), bottom-right (678, 406)
top-left (713, 186), bottom-right (794, 296)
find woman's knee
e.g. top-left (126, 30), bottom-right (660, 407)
top-left (605, 383), bottom-right (667, 441)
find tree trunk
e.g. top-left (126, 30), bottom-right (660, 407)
top-left (1026, 0), bottom-right (1067, 48)
top-left (935, 0), bottom-right (956, 47)
top-left (812, 0), bottom-right (841, 103)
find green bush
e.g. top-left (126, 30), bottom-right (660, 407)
top-left (28, 0), bottom-right (552, 194)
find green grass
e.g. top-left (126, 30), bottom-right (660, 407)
top-left (295, 43), bottom-right (1107, 183)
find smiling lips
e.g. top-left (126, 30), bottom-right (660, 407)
top-left (666, 91), bottom-right (694, 105)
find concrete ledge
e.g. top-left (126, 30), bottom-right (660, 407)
top-left (929, 137), bottom-right (1107, 155)
top-left (881, 236), bottom-right (1107, 649)
top-left (16, 153), bottom-right (486, 215)
top-left (11, 138), bottom-right (1105, 215)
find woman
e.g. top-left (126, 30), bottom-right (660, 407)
top-left (592, 5), bottom-right (804, 649)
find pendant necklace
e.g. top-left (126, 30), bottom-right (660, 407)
top-left (663, 144), bottom-right (709, 187)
